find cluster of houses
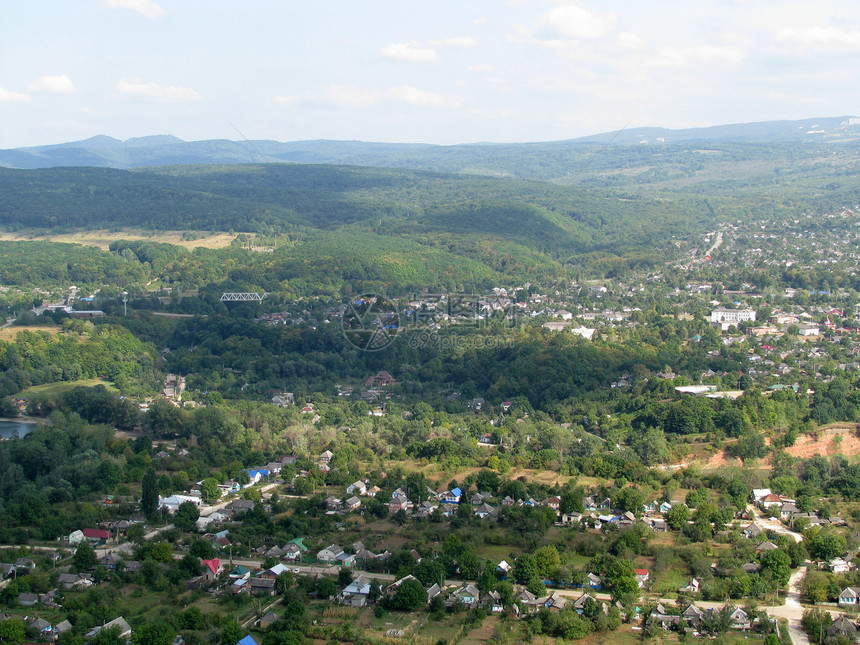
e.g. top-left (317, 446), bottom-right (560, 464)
top-left (61, 518), bottom-right (148, 550)
top-left (647, 602), bottom-right (760, 633)
top-left (193, 499), bottom-right (269, 532)
top-left (0, 553), bottom-right (138, 643)
top-left (158, 457), bottom-right (295, 515)
top-left (311, 481), bottom-right (685, 537)
top-left (189, 555), bottom-right (304, 596)
top-left (0, 614), bottom-right (74, 642)
top-left (381, 487), bottom-right (676, 535)
top-left (750, 488), bottom-right (845, 528)
top-left (0, 556), bottom-right (37, 581)
top-left (336, 569), bottom-right (619, 619)
top-left (162, 374), bottom-right (186, 403)
top-left (0, 614), bottom-right (131, 643)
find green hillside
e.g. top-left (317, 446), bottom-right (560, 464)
top-left (4, 144), bottom-right (860, 296)
top-left (0, 163), bottom-right (717, 291)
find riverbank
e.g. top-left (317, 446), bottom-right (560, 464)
top-left (0, 416), bottom-right (48, 440)
top-left (0, 416), bottom-right (44, 423)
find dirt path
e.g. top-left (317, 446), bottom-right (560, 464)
top-left (749, 506), bottom-right (804, 543)
top-left (704, 231), bottom-right (723, 257)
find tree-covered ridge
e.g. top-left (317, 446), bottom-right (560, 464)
top-left (0, 242), bottom-right (147, 287)
top-left (0, 324), bottom-right (160, 396)
top-left (7, 153), bottom-right (860, 297)
top-left (0, 162), bottom-right (708, 246)
top-left (0, 161), bottom-right (731, 294)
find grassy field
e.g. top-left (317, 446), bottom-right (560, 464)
top-left (476, 543), bottom-right (521, 562)
top-left (0, 325), bottom-right (61, 341)
top-left (0, 229), bottom-right (237, 250)
top-left (651, 564), bottom-right (690, 597)
top-left (19, 378), bottom-right (117, 400)
top-left (414, 614), bottom-right (468, 644)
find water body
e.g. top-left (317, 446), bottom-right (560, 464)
top-left (0, 420), bottom-right (35, 439)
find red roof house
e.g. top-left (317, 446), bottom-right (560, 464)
top-left (202, 558), bottom-right (222, 579)
top-left (82, 528), bottom-right (111, 541)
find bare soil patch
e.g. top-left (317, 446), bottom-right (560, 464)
top-left (671, 424), bottom-right (860, 471)
top-left (784, 424), bottom-right (860, 459)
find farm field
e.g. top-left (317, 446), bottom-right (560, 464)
top-left (0, 229), bottom-right (237, 250)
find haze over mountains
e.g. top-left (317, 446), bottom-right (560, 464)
top-left (3, 116), bottom-right (859, 175)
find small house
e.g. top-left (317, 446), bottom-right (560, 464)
top-left (317, 544), bottom-right (345, 563)
top-left (838, 587), bottom-right (860, 606)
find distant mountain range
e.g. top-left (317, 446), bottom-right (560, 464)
top-left (2, 115), bottom-right (860, 175)
top-left (573, 115), bottom-right (860, 145)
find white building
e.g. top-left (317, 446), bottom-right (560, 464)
top-left (796, 324), bottom-right (820, 336)
top-left (709, 309), bottom-right (756, 327)
top-left (571, 326), bottom-right (596, 340)
top-left (158, 494), bottom-right (201, 512)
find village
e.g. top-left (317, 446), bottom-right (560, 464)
top-left (4, 440), bottom-right (860, 645)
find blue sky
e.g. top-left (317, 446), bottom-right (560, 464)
top-left (2, 0), bottom-right (859, 148)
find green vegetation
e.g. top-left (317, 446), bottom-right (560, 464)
top-left (3, 136), bottom-right (860, 644)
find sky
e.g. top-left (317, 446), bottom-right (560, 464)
top-left (2, 0), bottom-right (860, 148)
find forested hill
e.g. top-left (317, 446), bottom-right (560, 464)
top-left (0, 163), bottom-right (713, 274)
top-left (5, 151), bottom-right (860, 292)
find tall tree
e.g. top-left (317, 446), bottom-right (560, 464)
top-left (392, 578), bottom-right (427, 611)
top-left (0, 618), bottom-right (26, 645)
top-left (141, 467), bottom-right (158, 520)
top-left (173, 501), bottom-right (199, 531)
top-left (73, 541), bottom-right (97, 571)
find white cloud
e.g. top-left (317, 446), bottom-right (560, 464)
top-left (648, 44), bottom-right (746, 68)
top-left (468, 64), bottom-right (498, 73)
top-left (616, 32), bottom-right (642, 49)
top-left (321, 85), bottom-right (385, 108)
top-left (382, 42), bottom-right (439, 63)
top-left (776, 26), bottom-right (860, 51)
top-left (538, 5), bottom-right (616, 40)
top-left (429, 36), bottom-right (478, 49)
top-left (0, 85), bottom-right (29, 103)
top-left (101, 0), bottom-right (165, 19)
top-left (388, 86), bottom-right (462, 108)
top-left (276, 84), bottom-right (461, 109)
top-left (28, 74), bottom-right (76, 94)
top-left (115, 78), bottom-right (202, 102)
top-left (382, 36), bottom-right (477, 62)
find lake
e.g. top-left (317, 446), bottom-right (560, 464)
top-left (0, 420), bottom-right (35, 439)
